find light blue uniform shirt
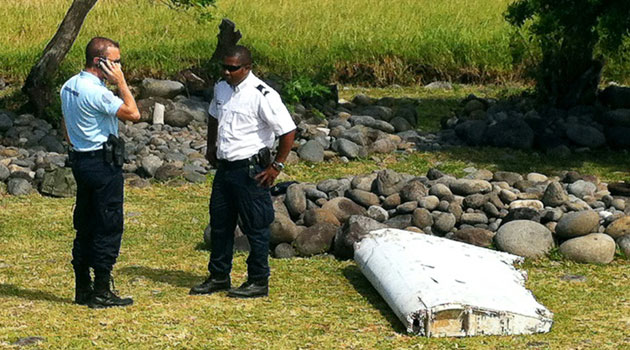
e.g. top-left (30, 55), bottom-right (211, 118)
top-left (61, 71), bottom-right (123, 151)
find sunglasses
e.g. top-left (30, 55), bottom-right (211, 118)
top-left (99, 57), bottom-right (122, 65)
top-left (221, 64), bottom-right (243, 72)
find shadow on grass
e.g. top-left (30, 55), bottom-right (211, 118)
top-left (119, 266), bottom-right (204, 288)
top-left (0, 283), bottom-right (72, 304)
top-left (342, 265), bottom-right (406, 333)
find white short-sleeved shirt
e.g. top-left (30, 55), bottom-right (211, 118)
top-left (60, 71), bottom-right (123, 151)
top-left (208, 72), bottom-right (296, 161)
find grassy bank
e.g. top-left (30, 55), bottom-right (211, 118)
top-left (1, 148), bottom-right (629, 349)
top-left (0, 0), bottom-right (520, 86)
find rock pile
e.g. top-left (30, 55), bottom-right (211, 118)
top-left (220, 167), bottom-right (630, 264)
top-left (1, 79), bottom-right (461, 197)
top-left (449, 85), bottom-right (630, 153)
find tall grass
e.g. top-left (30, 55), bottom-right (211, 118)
top-left (1, 0), bottom-right (628, 86)
top-left (1, 0), bottom-right (516, 84)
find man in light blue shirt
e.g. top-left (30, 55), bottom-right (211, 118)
top-left (60, 36), bottom-right (139, 309)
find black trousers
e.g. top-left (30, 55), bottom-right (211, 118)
top-left (208, 162), bottom-right (275, 281)
top-left (70, 150), bottom-right (124, 273)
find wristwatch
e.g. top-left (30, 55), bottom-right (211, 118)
top-left (271, 161), bottom-right (285, 171)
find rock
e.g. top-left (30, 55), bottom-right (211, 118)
top-left (164, 108), bottom-right (194, 127)
top-left (609, 182), bottom-right (630, 196)
top-left (397, 201), bottom-right (418, 214)
top-left (432, 212), bottom-right (456, 235)
top-left (602, 109), bottom-right (630, 127)
top-left (7, 178), bottom-right (32, 196)
top-left (428, 183), bottom-right (452, 199)
top-left (509, 200), bottom-right (544, 211)
top-left (369, 138), bottom-right (397, 154)
top-left (599, 85), bottom-right (630, 109)
top-left (351, 173), bottom-right (377, 192)
top-left (184, 171), bottom-right (206, 183)
top-left (503, 207), bottom-right (541, 223)
top-left (382, 193), bottom-right (401, 209)
top-left (556, 210), bottom-right (600, 238)
top-left (270, 213), bottom-right (299, 245)
top-left (0, 163), bottom-right (10, 181)
top-left (493, 171), bottom-right (524, 186)
top-left (317, 178), bottom-right (351, 198)
top-left (463, 194), bottom-right (488, 209)
top-left (384, 214), bottom-right (414, 229)
top-left (297, 140), bottom-right (325, 162)
top-left (334, 215), bottom-right (387, 260)
top-left (460, 212), bottom-right (489, 225)
top-left (390, 117), bottom-right (412, 132)
top-left (400, 179), bottom-right (428, 202)
top-left (303, 208), bottom-right (341, 227)
top-left (526, 173), bottom-right (548, 183)
top-left (464, 99), bottom-right (486, 114)
top-left (455, 120), bottom-right (487, 146)
top-left (499, 189), bottom-right (518, 203)
top-left (154, 164), bottom-right (184, 181)
top-left (568, 180), bottom-right (597, 198)
top-left (273, 243), bottom-right (296, 259)
top-left (0, 110), bottom-right (13, 131)
top-left (321, 197), bottom-right (367, 223)
top-left (375, 169), bottom-right (407, 196)
top-left (449, 179), bottom-right (492, 195)
top-left (452, 227), bottom-right (495, 248)
top-left (559, 233), bottom-right (616, 264)
top-left (40, 168), bottom-right (76, 198)
top-left (418, 195), bottom-right (440, 210)
top-left (424, 81), bottom-right (453, 90)
top-left (140, 155), bottom-right (163, 177)
top-left (294, 222), bottom-right (338, 256)
top-left (332, 138), bottom-right (361, 159)
top-left (367, 205), bottom-right (389, 222)
top-left (618, 235), bottom-right (630, 258)
top-left (38, 135), bottom-right (65, 153)
top-left (426, 168), bottom-right (445, 180)
top-left (346, 189), bottom-right (380, 208)
top-left (12, 337), bottom-right (45, 347)
top-left (542, 181), bottom-right (569, 206)
top-left (141, 78), bottom-right (185, 99)
top-left (605, 216), bottom-right (630, 239)
top-left (285, 184), bottom-right (307, 219)
top-left (494, 220), bottom-right (554, 258)
top-left (566, 124), bottom-right (606, 148)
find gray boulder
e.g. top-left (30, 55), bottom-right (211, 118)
top-left (485, 118), bottom-right (534, 150)
top-left (0, 164), bottom-right (9, 181)
top-left (303, 208), bottom-right (341, 227)
top-left (332, 138), bottom-right (361, 159)
top-left (273, 243), bottom-right (296, 259)
top-left (7, 178), bottom-right (32, 196)
top-left (0, 110), bottom-right (13, 131)
top-left (604, 216), bottom-right (630, 239)
top-left (542, 181), bottom-right (568, 207)
top-left (493, 171), bottom-right (523, 186)
top-left (400, 179), bottom-right (428, 202)
top-left (384, 214), bottom-right (413, 229)
top-left (412, 208), bottom-right (433, 228)
top-left (432, 212), bottom-right (456, 235)
top-left (40, 168), bottom-right (76, 198)
top-left (334, 215), bottom-right (387, 260)
top-left (559, 233), bottom-right (616, 264)
top-left (375, 169), bottom-right (407, 196)
top-left (140, 155), bottom-right (163, 177)
top-left (154, 164), bottom-right (184, 181)
top-left (347, 189), bottom-right (380, 208)
top-left (321, 197), bottom-right (367, 223)
top-left (568, 180), bottom-right (597, 198)
top-left (449, 179), bottom-right (492, 195)
top-left (285, 184), bottom-right (307, 219)
top-left (494, 220), bottom-right (554, 258)
top-left (556, 211), bottom-right (600, 238)
top-left (618, 235), bottom-right (630, 259)
top-left (294, 222), bottom-right (338, 256)
top-left (452, 227), bottom-right (495, 248)
top-left (141, 78), bottom-right (185, 99)
top-left (390, 117), bottom-right (412, 132)
top-left (566, 124), bottom-right (606, 148)
top-left (298, 140), bottom-right (325, 162)
top-left (270, 213), bottom-right (299, 245)
top-left (39, 135), bottom-right (65, 153)
top-left (164, 108), bottom-right (194, 127)
top-left (367, 205), bottom-right (389, 222)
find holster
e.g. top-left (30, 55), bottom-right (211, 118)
top-left (255, 147), bottom-right (272, 168)
top-left (104, 134), bottom-right (125, 167)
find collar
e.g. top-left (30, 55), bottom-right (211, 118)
top-left (79, 70), bottom-right (105, 86)
top-left (232, 72), bottom-right (254, 93)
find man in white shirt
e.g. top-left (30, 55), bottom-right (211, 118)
top-left (190, 45), bottom-right (296, 298)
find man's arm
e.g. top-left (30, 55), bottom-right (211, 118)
top-left (206, 116), bottom-right (218, 166)
top-left (254, 129), bottom-right (296, 187)
top-left (100, 60), bottom-right (140, 122)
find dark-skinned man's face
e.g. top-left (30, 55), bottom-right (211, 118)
top-left (221, 55), bottom-right (250, 86)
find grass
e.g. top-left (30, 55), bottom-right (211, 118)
top-left (1, 140), bottom-right (630, 349)
top-left (0, 0), bottom-right (546, 87)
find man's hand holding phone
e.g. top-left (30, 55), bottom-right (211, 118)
top-left (98, 58), bottom-right (125, 86)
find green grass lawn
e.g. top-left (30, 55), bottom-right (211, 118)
top-left (1, 146), bottom-right (629, 349)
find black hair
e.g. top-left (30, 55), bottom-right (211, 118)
top-left (85, 37), bottom-right (120, 68)
top-left (223, 45), bottom-right (252, 66)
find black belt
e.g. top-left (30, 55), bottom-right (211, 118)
top-left (217, 156), bottom-right (255, 170)
top-left (70, 149), bottom-right (104, 159)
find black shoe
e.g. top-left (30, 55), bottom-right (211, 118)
top-left (88, 290), bottom-right (134, 309)
top-left (189, 276), bottom-right (231, 295)
top-left (227, 280), bottom-right (268, 299)
top-left (75, 287), bottom-right (93, 306)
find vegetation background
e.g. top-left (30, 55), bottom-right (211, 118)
top-left (2, 0), bottom-right (629, 87)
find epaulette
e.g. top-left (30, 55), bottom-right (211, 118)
top-left (256, 84), bottom-right (270, 96)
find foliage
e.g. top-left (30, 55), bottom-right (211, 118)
top-left (505, 0), bottom-right (630, 106)
top-left (282, 76), bottom-right (332, 105)
top-left (157, 0), bottom-right (216, 22)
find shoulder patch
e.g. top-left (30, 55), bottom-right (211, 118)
top-left (101, 91), bottom-right (113, 105)
top-left (256, 84), bottom-right (270, 96)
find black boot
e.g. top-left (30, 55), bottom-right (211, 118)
top-left (227, 279), bottom-right (268, 298)
top-left (189, 275), bottom-right (231, 295)
top-left (89, 270), bottom-right (133, 309)
top-left (74, 266), bottom-right (92, 305)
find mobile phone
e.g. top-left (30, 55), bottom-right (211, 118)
top-left (97, 57), bottom-right (107, 70)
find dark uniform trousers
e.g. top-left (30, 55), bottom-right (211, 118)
top-left (208, 161), bottom-right (275, 281)
top-left (70, 149), bottom-right (124, 274)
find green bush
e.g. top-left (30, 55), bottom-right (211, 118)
top-left (506, 0), bottom-right (630, 107)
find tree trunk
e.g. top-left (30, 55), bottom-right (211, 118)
top-left (22, 0), bottom-right (99, 121)
top-left (210, 18), bottom-right (242, 64)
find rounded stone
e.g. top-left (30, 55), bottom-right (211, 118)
top-left (273, 243), bottom-right (296, 259)
top-left (321, 197), bottom-right (367, 223)
top-left (568, 180), bottom-right (597, 199)
top-left (556, 211), bottom-right (600, 238)
top-left (509, 200), bottom-right (544, 211)
top-left (559, 233), bottom-right (616, 264)
top-left (460, 212), bottom-right (489, 225)
top-left (367, 205), bottom-right (389, 222)
top-left (412, 208), bottom-right (433, 228)
top-left (452, 227), bottom-right (495, 248)
top-left (270, 213), bottom-right (299, 245)
top-left (428, 183), bottom-right (452, 199)
top-left (303, 208), bottom-right (341, 227)
top-left (449, 179), bottom-right (492, 195)
top-left (494, 220), bottom-right (554, 258)
top-left (297, 140), bottom-right (325, 162)
top-left (418, 195), bottom-right (439, 210)
top-left (605, 216), bottom-right (630, 239)
top-left (542, 181), bottom-right (569, 207)
top-left (618, 235), bottom-right (630, 259)
top-left (432, 212), bottom-right (456, 235)
top-left (285, 184), bottom-right (307, 218)
top-left (293, 222), bottom-right (338, 257)
top-left (346, 189), bottom-right (380, 208)
top-left (7, 178), bottom-right (32, 196)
